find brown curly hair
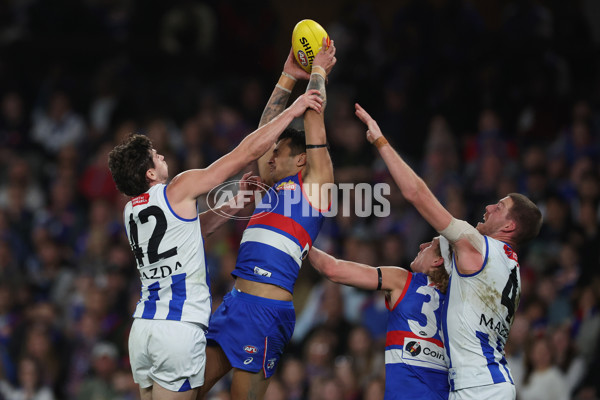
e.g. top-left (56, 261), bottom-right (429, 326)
top-left (108, 134), bottom-right (154, 197)
top-left (429, 241), bottom-right (450, 294)
top-left (429, 265), bottom-right (450, 294)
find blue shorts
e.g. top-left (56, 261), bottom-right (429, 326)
top-left (206, 289), bottom-right (295, 378)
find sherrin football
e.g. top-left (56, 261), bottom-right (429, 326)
top-left (291, 19), bottom-right (330, 73)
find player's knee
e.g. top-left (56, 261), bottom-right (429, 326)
top-left (230, 370), bottom-right (269, 400)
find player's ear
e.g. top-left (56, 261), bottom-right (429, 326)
top-left (432, 257), bottom-right (444, 267)
top-left (501, 219), bottom-right (517, 234)
top-left (296, 153), bottom-right (307, 167)
top-left (146, 168), bottom-right (156, 182)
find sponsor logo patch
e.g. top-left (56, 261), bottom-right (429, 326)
top-left (406, 341), bottom-right (422, 356)
top-left (275, 180), bottom-right (297, 191)
top-left (132, 193), bottom-right (149, 207)
top-left (266, 358), bottom-right (277, 370)
top-left (402, 338), bottom-right (446, 366)
top-left (244, 357), bottom-right (253, 365)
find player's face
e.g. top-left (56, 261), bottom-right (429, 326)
top-left (477, 196), bottom-right (514, 235)
top-left (268, 139), bottom-right (303, 183)
top-left (410, 237), bottom-right (441, 274)
top-left (149, 149), bottom-right (168, 183)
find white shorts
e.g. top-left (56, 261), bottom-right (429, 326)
top-left (450, 382), bottom-right (515, 400)
top-left (129, 318), bottom-right (207, 392)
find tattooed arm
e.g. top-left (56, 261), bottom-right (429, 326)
top-left (253, 49), bottom-right (310, 183)
top-left (258, 49), bottom-right (307, 127)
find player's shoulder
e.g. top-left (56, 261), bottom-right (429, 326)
top-left (486, 236), bottom-right (518, 259)
top-left (412, 272), bottom-right (429, 285)
top-left (412, 273), bottom-right (443, 294)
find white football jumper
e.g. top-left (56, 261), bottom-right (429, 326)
top-left (124, 184), bottom-right (211, 327)
top-left (440, 234), bottom-right (520, 392)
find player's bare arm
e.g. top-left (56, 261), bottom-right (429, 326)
top-left (265, 37), bottom-right (336, 127)
top-left (165, 91), bottom-right (323, 219)
top-left (355, 103), bottom-right (485, 273)
top-left (257, 46), bottom-right (337, 182)
top-left (259, 48), bottom-right (311, 127)
top-left (302, 38), bottom-right (336, 209)
top-left (199, 172), bottom-right (262, 238)
top-left (253, 49), bottom-right (310, 180)
top-left (309, 247), bottom-right (409, 306)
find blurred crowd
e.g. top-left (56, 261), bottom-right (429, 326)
top-left (0, 0), bottom-right (600, 399)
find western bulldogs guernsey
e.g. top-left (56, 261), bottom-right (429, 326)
top-left (385, 273), bottom-right (448, 400)
top-left (233, 171), bottom-right (324, 293)
top-left (124, 184), bottom-right (211, 326)
top-left (441, 235), bottom-right (519, 391)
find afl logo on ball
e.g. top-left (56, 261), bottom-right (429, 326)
top-left (244, 345), bottom-right (258, 354)
top-left (297, 50), bottom-right (308, 67)
top-left (406, 341), bottom-right (421, 356)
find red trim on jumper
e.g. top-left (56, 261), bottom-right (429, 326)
top-left (262, 336), bottom-right (268, 378)
top-left (247, 211), bottom-right (312, 248)
top-left (386, 272), bottom-right (413, 311)
top-left (386, 330), bottom-right (444, 348)
top-left (298, 170), bottom-right (332, 212)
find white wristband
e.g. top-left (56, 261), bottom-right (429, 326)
top-left (281, 71), bottom-right (297, 81)
top-left (275, 84), bottom-right (292, 93)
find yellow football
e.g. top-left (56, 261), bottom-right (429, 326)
top-left (291, 19), bottom-right (330, 73)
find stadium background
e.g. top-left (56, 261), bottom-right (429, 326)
top-left (0, 0), bottom-right (600, 399)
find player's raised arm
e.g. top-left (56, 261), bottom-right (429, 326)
top-left (254, 49), bottom-right (311, 182)
top-left (354, 103), bottom-right (453, 232)
top-left (257, 42), bottom-right (337, 185)
top-left (166, 91), bottom-right (322, 207)
top-left (354, 103), bottom-right (488, 272)
top-left (302, 38), bottom-right (336, 210)
top-left (259, 49), bottom-right (311, 128)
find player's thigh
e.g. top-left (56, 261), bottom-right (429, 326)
top-left (152, 383), bottom-right (199, 400)
top-left (230, 368), bottom-right (271, 400)
top-left (197, 344), bottom-right (232, 399)
top-left (139, 386), bottom-right (152, 400)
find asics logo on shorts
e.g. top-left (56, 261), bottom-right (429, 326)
top-left (254, 266), bottom-right (272, 277)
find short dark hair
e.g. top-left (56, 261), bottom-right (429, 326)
top-left (507, 193), bottom-right (543, 245)
top-left (276, 128), bottom-right (306, 156)
top-left (108, 134), bottom-right (154, 197)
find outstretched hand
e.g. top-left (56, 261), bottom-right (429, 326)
top-left (289, 90), bottom-right (323, 117)
top-left (313, 37), bottom-right (337, 76)
top-left (239, 171), bottom-right (263, 193)
top-left (355, 103), bottom-right (383, 144)
top-left (283, 48), bottom-right (311, 81)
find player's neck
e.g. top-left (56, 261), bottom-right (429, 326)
top-left (491, 232), bottom-right (516, 249)
top-left (148, 178), bottom-right (166, 188)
